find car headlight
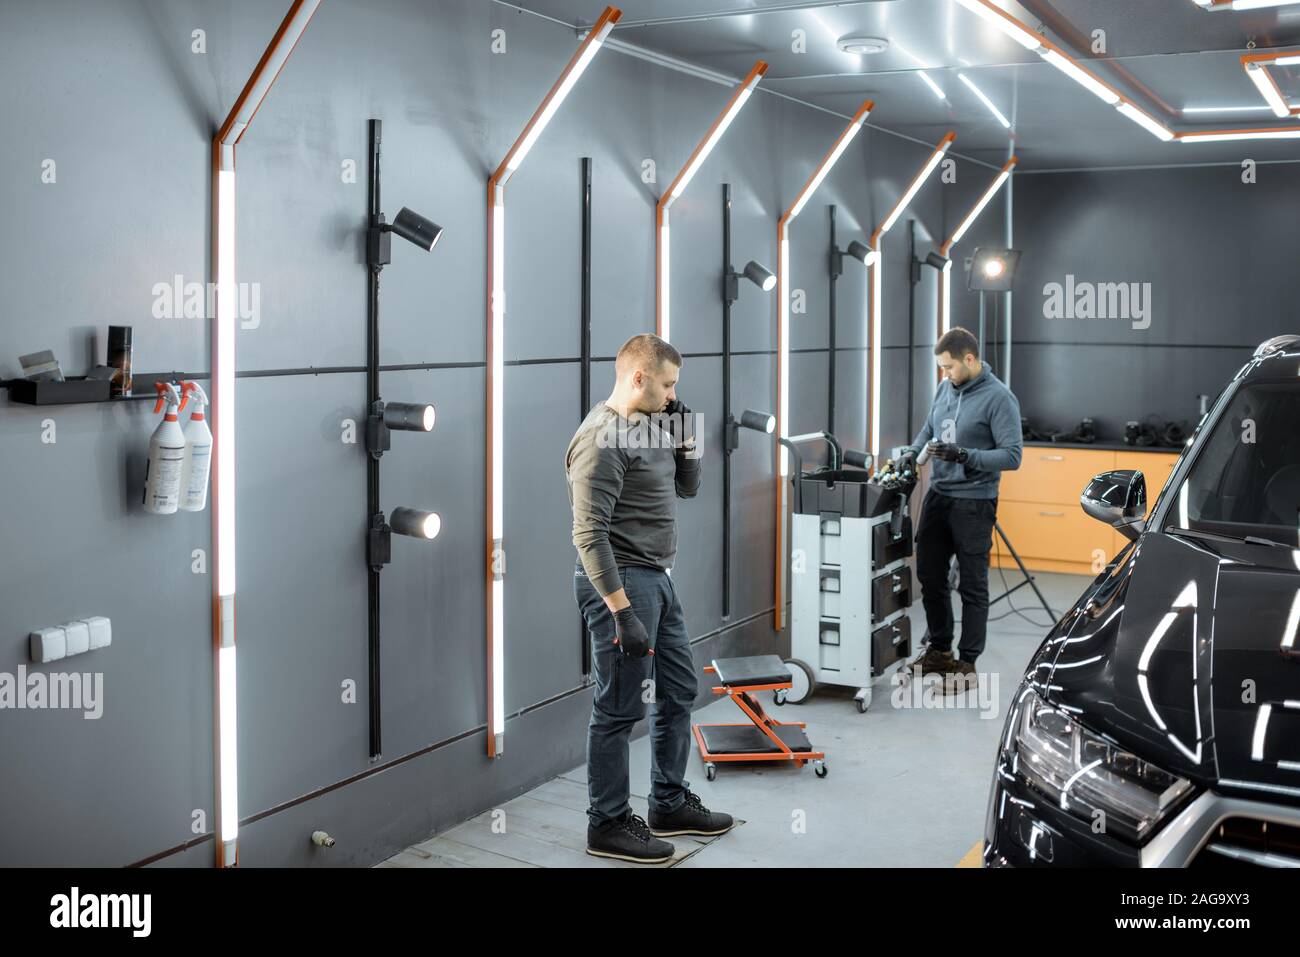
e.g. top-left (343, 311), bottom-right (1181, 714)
top-left (1012, 689), bottom-right (1194, 843)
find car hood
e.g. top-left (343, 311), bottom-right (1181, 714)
top-left (1036, 530), bottom-right (1300, 802)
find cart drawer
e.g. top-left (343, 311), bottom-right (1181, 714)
top-left (871, 617), bottom-right (911, 675)
top-left (871, 566), bottom-right (912, 622)
top-left (873, 516), bottom-right (913, 568)
top-left (819, 513), bottom-right (842, 566)
top-left (819, 621), bottom-right (840, 646)
top-left (819, 569), bottom-right (841, 619)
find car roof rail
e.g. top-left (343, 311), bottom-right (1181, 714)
top-left (1253, 334), bottom-right (1300, 358)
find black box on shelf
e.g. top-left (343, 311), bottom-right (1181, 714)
top-left (4, 376), bottom-right (112, 405)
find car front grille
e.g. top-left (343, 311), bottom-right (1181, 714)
top-left (1191, 817), bottom-right (1300, 868)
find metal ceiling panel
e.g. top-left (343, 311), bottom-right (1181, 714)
top-left (503, 0), bottom-right (1300, 168)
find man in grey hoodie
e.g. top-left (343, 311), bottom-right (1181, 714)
top-left (899, 327), bottom-right (1022, 687)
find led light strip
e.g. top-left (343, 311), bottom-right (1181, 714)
top-left (958, 73), bottom-right (1011, 128)
top-left (1179, 126), bottom-right (1300, 141)
top-left (866, 131), bottom-right (955, 467)
top-left (1238, 50), bottom-right (1300, 120)
top-left (1193, 0), bottom-right (1300, 10)
top-left (656, 60), bottom-right (767, 341)
top-left (210, 0), bottom-right (322, 868)
top-left (772, 99), bottom-right (872, 632)
top-left (936, 156), bottom-right (1017, 375)
top-left (485, 5), bottom-right (620, 758)
top-left (917, 71), bottom-right (946, 100)
top-left (953, 0), bottom-right (1300, 144)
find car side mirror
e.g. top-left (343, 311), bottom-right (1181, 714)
top-left (1081, 469), bottom-right (1147, 542)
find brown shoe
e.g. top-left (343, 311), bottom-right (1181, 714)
top-left (909, 645), bottom-right (955, 676)
top-left (943, 659), bottom-right (979, 695)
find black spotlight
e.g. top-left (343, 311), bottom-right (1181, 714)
top-left (390, 207), bottom-right (443, 251)
top-left (388, 507), bottom-right (442, 541)
top-left (846, 240), bottom-right (877, 265)
top-left (368, 399), bottom-right (436, 459)
top-left (726, 407), bottom-right (776, 451)
top-left (742, 260), bottom-right (777, 292)
top-left (924, 251), bottom-right (950, 271)
top-left (727, 260), bottom-right (776, 301)
top-left (383, 401), bottom-right (436, 433)
top-left (967, 246), bottom-right (1021, 291)
top-left (739, 409), bottom-right (776, 434)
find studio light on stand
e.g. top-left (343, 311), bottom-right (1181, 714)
top-left (934, 156), bottom-right (1016, 388)
top-left (965, 246), bottom-right (1020, 383)
top-left (951, 242), bottom-right (1050, 621)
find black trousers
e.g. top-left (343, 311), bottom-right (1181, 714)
top-left (915, 489), bottom-right (998, 663)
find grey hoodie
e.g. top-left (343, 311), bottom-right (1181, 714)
top-left (907, 365), bottom-right (1022, 499)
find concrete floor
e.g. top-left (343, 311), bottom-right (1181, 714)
top-left (380, 571), bottom-right (1091, 868)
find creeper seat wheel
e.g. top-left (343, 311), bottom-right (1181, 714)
top-left (782, 658), bottom-right (815, 704)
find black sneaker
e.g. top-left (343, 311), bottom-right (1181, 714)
top-left (648, 790), bottom-right (734, 837)
top-left (943, 659), bottom-right (979, 695)
top-left (587, 810), bottom-right (675, 864)
top-left (909, 645), bottom-right (955, 676)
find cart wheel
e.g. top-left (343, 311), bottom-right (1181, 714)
top-left (773, 690), bottom-right (787, 707)
top-left (782, 659), bottom-right (815, 704)
top-left (814, 761), bottom-right (828, 779)
top-left (706, 763), bottom-right (717, 782)
top-left (855, 687), bottom-right (873, 713)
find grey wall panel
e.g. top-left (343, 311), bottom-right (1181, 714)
top-left (232, 688), bottom-right (592, 867)
top-left (724, 353), bottom-right (779, 622)
top-left (1009, 344), bottom-right (1245, 440)
top-left (664, 355), bottom-right (725, 633)
top-left (0, 0), bottom-right (218, 381)
top-left (1011, 165), bottom-right (1300, 431)
top-left (369, 366), bottom-right (486, 759)
top-left (502, 361), bottom-right (586, 710)
top-left (0, 399), bottom-right (212, 866)
top-left (233, 373), bottom-right (369, 812)
top-left (833, 347), bottom-right (868, 453)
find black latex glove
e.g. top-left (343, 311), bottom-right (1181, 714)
top-left (613, 606), bottom-right (653, 658)
top-left (663, 398), bottom-right (695, 452)
top-left (929, 442), bottom-right (969, 464)
top-left (898, 448), bottom-right (918, 474)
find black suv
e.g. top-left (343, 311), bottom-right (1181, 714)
top-left (985, 335), bottom-right (1300, 867)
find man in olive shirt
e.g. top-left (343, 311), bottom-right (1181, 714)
top-left (566, 333), bottom-right (733, 864)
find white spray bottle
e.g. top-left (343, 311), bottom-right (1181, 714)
top-left (143, 382), bottom-right (187, 515)
top-left (179, 381), bottom-right (213, 512)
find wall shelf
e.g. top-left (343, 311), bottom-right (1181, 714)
top-left (1, 372), bottom-right (198, 406)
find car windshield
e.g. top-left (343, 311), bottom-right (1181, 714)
top-left (1164, 377), bottom-right (1300, 547)
top-left (1164, 377), bottom-right (1300, 548)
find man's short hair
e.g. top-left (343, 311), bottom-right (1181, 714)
top-left (935, 327), bottom-right (979, 360)
top-left (616, 334), bottom-right (682, 375)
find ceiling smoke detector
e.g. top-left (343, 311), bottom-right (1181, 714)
top-left (838, 35), bottom-right (890, 55)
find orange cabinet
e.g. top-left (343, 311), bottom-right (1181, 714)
top-left (1114, 450), bottom-right (1181, 506)
top-left (996, 499), bottom-right (1117, 570)
top-left (992, 446), bottom-right (1180, 575)
top-left (1000, 448), bottom-right (1117, 506)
